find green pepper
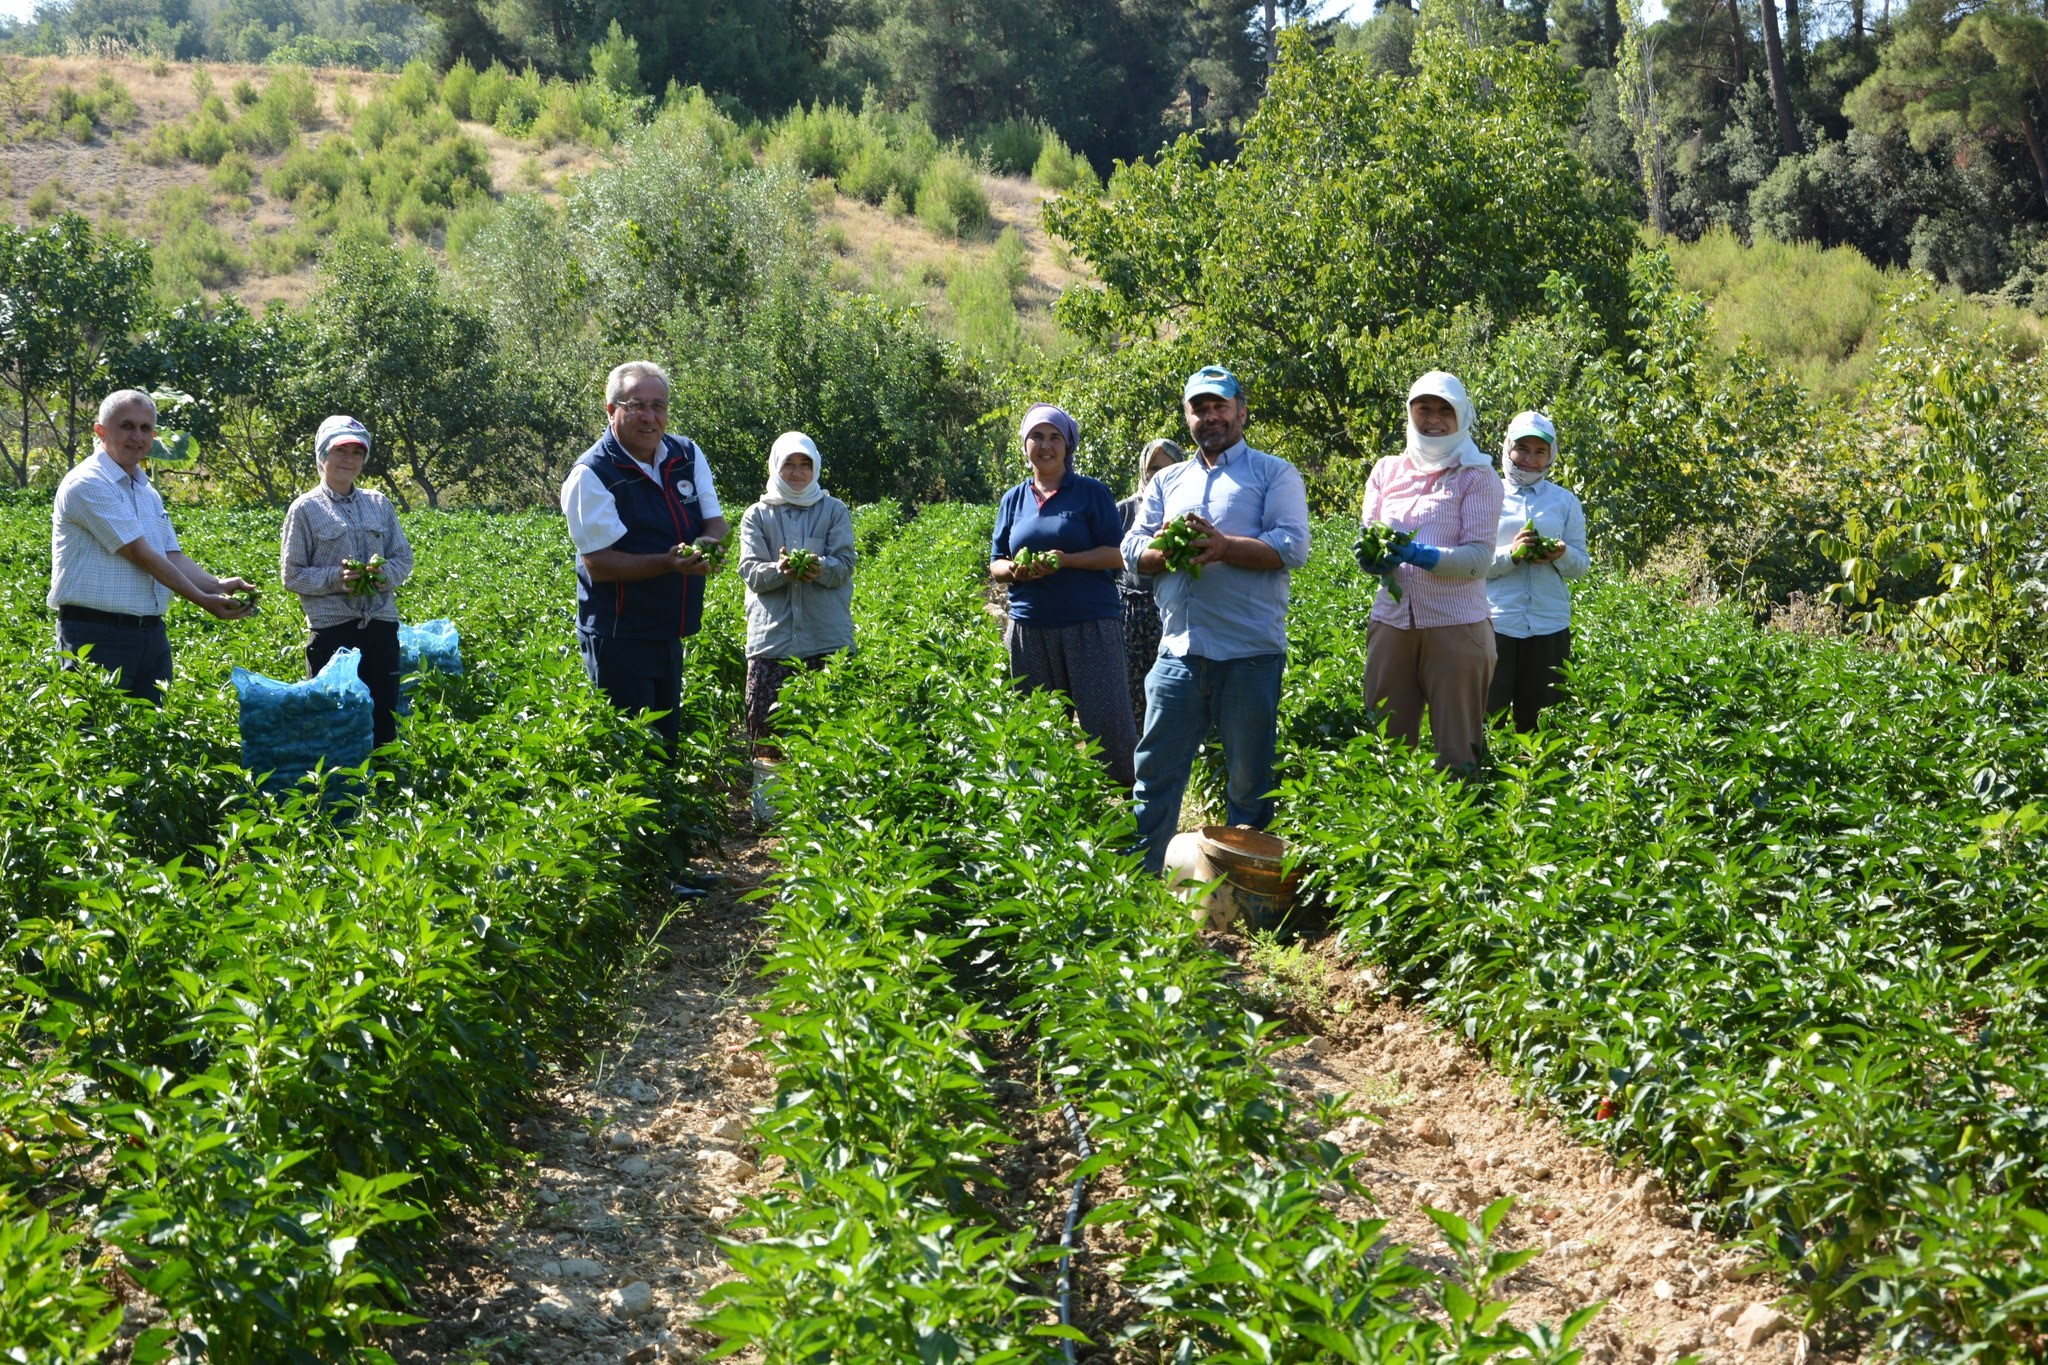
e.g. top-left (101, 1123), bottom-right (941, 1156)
top-left (1148, 515), bottom-right (1206, 579)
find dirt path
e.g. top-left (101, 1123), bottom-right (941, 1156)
top-left (386, 832), bottom-right (783, 1365)
top-left (390, 843), bottom-right (1838, 1365)
top-left (1242, 951), bottom-right (1833, 1365)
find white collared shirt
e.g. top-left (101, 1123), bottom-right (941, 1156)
top-left (560, 442), bottom-right (722, 554)
top-left (48, 450), bottom-right (181, 615)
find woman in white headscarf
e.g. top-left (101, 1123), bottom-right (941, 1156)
top-left (737, 432), bottom-right (855, 753)
top-left (1485, 410), bottom-right (1590, 733)
top-left (1355, 372), bottom-right (1505, 772)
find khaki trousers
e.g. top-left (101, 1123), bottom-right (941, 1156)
top-left (1364, 619), bottom-right (1496, 772)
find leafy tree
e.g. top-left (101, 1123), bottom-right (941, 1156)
top-left (298, 238), bottom-right (500, 508)
top-left (0, 213), bottom-right (152, 484)
top-left (1819, 290), bottom-right (2048, 673)
top-left (1846, 1), bottom-right (2048, 207)
top-left (126, 297), bottom-right (314, 503)
top-left (587, 15), bottom-right (640, 94)
top-left (1045, 28), bottom-right (1635, 480)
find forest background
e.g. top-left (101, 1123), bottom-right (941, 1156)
top-left (2, 0), bottom-right (2046, 674)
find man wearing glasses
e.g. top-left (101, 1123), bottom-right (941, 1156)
top-left (48, 388), bottom-right (258, 703)
top-left (559, 361), bottom-right (729, 756)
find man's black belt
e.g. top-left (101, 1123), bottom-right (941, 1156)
top-left (57, 605), bottom-right (163, 628)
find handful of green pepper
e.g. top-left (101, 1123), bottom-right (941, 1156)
top-left (1012, 547), bottom-right (1059, 572)
top-left (229, 586), bottom-right (262, 612)
top-left (785, 546), bottom-right (819, 578)
top-left (1511, 520), bottom-right (1566, 564)
top-left (1149, 515), bottom-right (1205, 578)
top-left (1354, 522), bottom-right (1413, 603)
top-left (679, 536), bottom-right (728, 571)
top-left (341, 554), bottom-right (386, 598)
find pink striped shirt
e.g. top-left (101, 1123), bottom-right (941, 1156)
top-left (1361, 456), bottom-right (1503, 629)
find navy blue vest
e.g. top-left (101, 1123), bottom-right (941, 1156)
top-left (573, 431), bottom-right (709, 640)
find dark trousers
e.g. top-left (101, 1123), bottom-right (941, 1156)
top-left (1488, 627), bottom-right (1571, 733)
top-left (578, 630), bottom-right (684, 755)
top-left (308, 618), bottom-right (402, 749)
top-left (56, 617), bottom-right (173, 704)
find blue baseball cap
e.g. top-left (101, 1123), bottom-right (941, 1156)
top-left (1183, 365), bottom-right (1243, 403)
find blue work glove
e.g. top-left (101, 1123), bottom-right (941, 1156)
top-left (1391, 539), bottom-right (1442, 571)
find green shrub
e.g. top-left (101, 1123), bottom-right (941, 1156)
top-left (252, 225), bottom-right (319, 273)
top-left (182, 107), bottom-right (233, 164)
top-left (268, 66), bottom-right (321, 128)
top-left (391, 57), bottom-right (438, 116)
top-left (1032, 130), bottom-right (1098, 193)
top-left (444, 197), bottom-right (498, 257)
top-left (63, 111), bottom-right (91, 142)
top-left (211, 150), bottom-right (255, 194)
top-left (977, 117), bottom-right (1043, 176)
top-left (531, 80), bottom-right (586, 147)
top-left (946, 248), bottom-right (1026, 363)
top-left (915, 151), bottom-right (989, 238)
top-left (492, 69), bottom-right (545, 136)
top-left (232, 78), bottom-right (259, 106)
top-left (467, 62), bottom-right (511, 125)
top-left (440, 58), bottom-right (477, 119)
top-left (146, 186), bottom-right (245, 298)
top-left (26, 180), bottom-right (58, 220)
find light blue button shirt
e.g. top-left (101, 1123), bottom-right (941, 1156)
top-left (1484, 477), bottom-right (1591, 638)
top-left (1120, 440), bottom-right (1310, 660)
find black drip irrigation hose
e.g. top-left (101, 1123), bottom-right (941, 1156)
top-left (1054, 1089), bottom-right (1096, 1365)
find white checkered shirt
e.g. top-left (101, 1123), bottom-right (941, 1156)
top-left (48, 451), bottom-right (180, 616)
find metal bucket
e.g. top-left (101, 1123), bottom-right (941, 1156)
top-left (1197, 826), bottom-right (1298, 933)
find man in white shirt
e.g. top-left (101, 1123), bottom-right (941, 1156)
top-left (48, 389), bottom-right (256, 703)
top-left (559, 361), bottom-right (728, 756)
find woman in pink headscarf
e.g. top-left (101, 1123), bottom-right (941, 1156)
top-left (1356, 372), bottom-right (1505, 773)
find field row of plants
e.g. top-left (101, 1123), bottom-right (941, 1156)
top-left (708, 505), bottom-right (1588, 1363)
top-left (1270, 532), bottom-right (2048, 1360)
top-left (0, 505), bottom-right (739, 1361)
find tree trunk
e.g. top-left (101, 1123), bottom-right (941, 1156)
top-left (1760, 0), bottom-right (1803, 154)
top-left (1783, 0), bottom-right (1805, 88)
top-left (2019, 103), bottom-right (2048, 210)
top-left (1727, 0), bottom-right (1748, 88)
top-left (1851, 0), bottom-right (1864, 38)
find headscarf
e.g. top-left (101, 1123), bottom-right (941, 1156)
top-left (1403, 372), bottom-right (1489, 472)
top-left (764, 431), bottom-right (825, 507)
top-left (1018, 404), bottom-right (1080, 465)
top-left (1500, 410), bottom-right (1558, 489)
top-left (315, 414), bottom-right (371, 466)
top-left (1139, 437), bottom-right (1183, 489)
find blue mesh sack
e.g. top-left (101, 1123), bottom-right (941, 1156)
top-left (397, 619), bottom-right (461, 717)
top-left (233, 647), bottom-right (374, 795)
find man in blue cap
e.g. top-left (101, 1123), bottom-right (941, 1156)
top-left (1120, 365), bottom-right (1311, 872)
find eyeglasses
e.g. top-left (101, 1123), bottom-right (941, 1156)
top-left (613, 399), bottom-right (669, 416)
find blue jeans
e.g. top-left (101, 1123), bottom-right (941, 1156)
top-left (1132, 652), bottom-right (1285, 872)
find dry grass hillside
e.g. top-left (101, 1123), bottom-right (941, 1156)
top-left (0, 54), bottom-right (1085, 346)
